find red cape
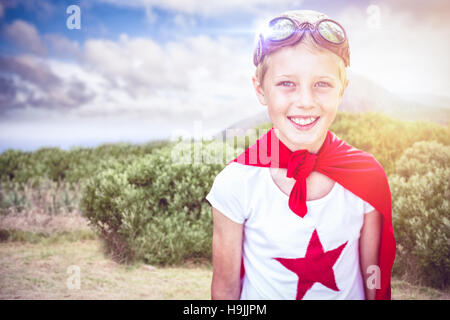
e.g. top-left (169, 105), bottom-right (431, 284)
top-left (229, 127), bottom-right (396, 300)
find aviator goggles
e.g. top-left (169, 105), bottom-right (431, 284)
top-left (254, 16), bottom-right (350, 67)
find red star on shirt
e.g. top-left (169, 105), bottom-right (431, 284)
top-left (274, 229), bottom-right (348, 300)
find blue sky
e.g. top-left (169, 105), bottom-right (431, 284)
top-left (0, 0), bottom-right (449, 152)
top-left (0, 0), bottom-right (369, 47)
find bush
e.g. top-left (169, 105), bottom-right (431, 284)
top-left (0, 149), bottom-right (26, 181)
top-left (80, 140), bottom-right (243, 264)
top-left (330, 112), bottom-right (450, 175)
top-left (390, 141), bottom-right (450, 288)
top-left (0, 140), bottom-right (170, 186)
top-left (394, 141), bottom-right (450, 180)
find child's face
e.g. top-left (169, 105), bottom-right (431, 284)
top-left (253, 43), bottom-right (348, 153)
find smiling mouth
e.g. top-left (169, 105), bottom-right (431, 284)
top-left (288, 116), bottom-right (320, 130)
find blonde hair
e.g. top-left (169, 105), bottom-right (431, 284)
top-left (254, 10), bottom-right (348, 89)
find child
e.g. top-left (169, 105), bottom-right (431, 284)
top-left (206, 10), bottom-right (396, 300)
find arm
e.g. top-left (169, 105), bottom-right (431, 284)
top-left (359, 209), bottom-right (382, 300)
top-left (211, 207), bottom-right (244, 300)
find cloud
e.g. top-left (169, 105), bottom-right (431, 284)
top-left (0, 55), bottom-right (59, 87)
top-left (3, 20), bottom-right (48, 56)
top-left (2, 1), bottom-right (449, 128)
top-left (336, 2), bottom-right (450, 97)
top-left (43, 34), bottom-right (81, 59)
top-left (377, 0), bottom-right (450, 26)
top-left (0, 20), bottom-right (260, 129)
top-left (173, 13), bottom-right (197, 29)
top-left (0, 77), bottom-right (17, 113)
top-left (2, 0), bottom-right (449, 151)
top-left (0, 55), bottom-right (95, 115)
top-left (77, 33), bottom-right (258, 123)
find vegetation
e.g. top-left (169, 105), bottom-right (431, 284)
top-left (1, 111), bottom-right (449, 289)
top-left (389, 141), bottom-right (449, 288)
top-left (80, 141), bottom-right (242, 264)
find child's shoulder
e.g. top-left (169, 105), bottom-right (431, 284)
top-left (207, 162), bottom-right (264, 222)
top-left (213, 162), bottom-right (265, 188)
top-left (218, 161), bottom-right (263, 178)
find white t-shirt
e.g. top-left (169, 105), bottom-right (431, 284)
top-left (206, 162), bottom-right (375, 300)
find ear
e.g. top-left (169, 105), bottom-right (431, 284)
top-left (339, 78), bottom-right (349, 99)
top-left (252, 75), bottom-right (267, 106)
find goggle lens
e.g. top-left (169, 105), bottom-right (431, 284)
top-left (255, 17), bottom-right (349, 67)
top-left (317, 20), bottom-right (345, 44)
top-left (267, 18), bottom-right (295, 41)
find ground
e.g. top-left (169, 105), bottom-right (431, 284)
top-left (0, 235), bottom-right (448, 300)
top-left (0, 237), bottom-right (211, 299)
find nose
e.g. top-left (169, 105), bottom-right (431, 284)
top-left (293, 83), bottom-right (316, 110)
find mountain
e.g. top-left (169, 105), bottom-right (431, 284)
top-left (340, 71), bottom-right (450, 123)
top-left (406, 93), bottom-right (450, 110)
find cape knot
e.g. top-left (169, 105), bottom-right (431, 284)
top-left (286, 150), bottom-right (318, 181)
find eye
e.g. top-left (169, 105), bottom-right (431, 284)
top-left (315, 81), bottom-right (332, 88)
top-left (277, 81), bottom-right (295, 87)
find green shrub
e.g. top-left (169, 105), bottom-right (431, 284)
top-left (0, 149), bottom-right (35, 185)
top-left (390, 141), bottom-right (450, 288)
top-left (330, 112), bottom-right (450, 175)
top-left (394, 141), bottom-right (450, 180)
top-left (0, 149), bottom-right (26, 181)
top-left (0, 140), bottom-right (170, 186)
top-left (80, 140), bottom-right (243, 264)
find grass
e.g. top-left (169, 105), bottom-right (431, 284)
top-left (0, 229), bottom-right (96, 244)
top-left (0, 237), bottom-right (212, 299)
top-left (0, 234), bottom-right (449, 300)
top-left (391, 278), bottom-right (450, 300)
top-left (0, 211), bottom-right (448, 300)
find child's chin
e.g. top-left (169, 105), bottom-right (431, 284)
top-left (289, 129), bottom-right (327, 150)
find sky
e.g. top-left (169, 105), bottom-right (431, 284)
top-left (0, 0), bottom-right (449, 152)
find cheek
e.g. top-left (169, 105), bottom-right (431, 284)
top-left (266, 91), bottom-right (290, 114)
top-left (318, 90), bottom-right (341, 113)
